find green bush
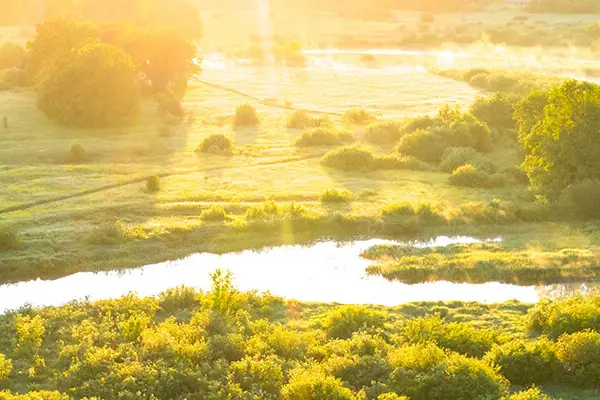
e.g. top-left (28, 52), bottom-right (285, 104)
top-left (449, 164), bottom-right (507, 188)
top-left (146, 175), bottom-right (161, 192)
top-left (503, 165), bottom-right (530, 185)
top-left (556, 330), bottom-right (600, 387)
top-left (282, 367), bottom-right (356, 400)
top-left (0, 227), bottom-right (21, 251)
top-left (322, 305), bottom-right (387, 339)
top-left (320, 188), bottom-right (353, 203)
top-left (234, 104), bottom-right (259, 127)
top-left (559, 179), bottom-right (600, 220)
top-left (287, 111), bottom-right (330, 129)
top-left (396, 129), bottom-right (446, 162)
top-left (197, 134), bottom-right (234, 155)
top-left (401, 115), bottom-right (435, 134)
top-left (273, 41), bottom-right (307, 67)
top-left (158, 286), bottom-right (198, 313)
top-left (0, 353), bottom-right (12, 381)
top-left (506, 387), bottom-right (552, 400)
top-left (321, 145), bottom-right (376, 172)
top-left (485, 339), bottom-right (558, 385)
top-left (343, 108), bottom-right (374, 125)
top-left (470, 93), bottom-right (516, 129)
top-left (200, 204), bottom-right (229, 221)
top-left (294, 127), bottom-right (355, 147)
top-left (229, 355), bottom-right (284, 397)
top-left (365, 121), bottom-right (404, 145)
top-left (403, 315), bottom-right (498, 358)
top-left (68, 142), bottom-right (86, 163)
top-left (325, 354), bottom-right (391, 391)
top-left (525, 296), bottom-right (600, 337)
top-left (439, 147), bottom-right (495, 173)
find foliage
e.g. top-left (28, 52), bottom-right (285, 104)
top-left (439, 147), bottom-right (495, 174)
top-left (448, 164), bottom-right (507, 188)
top-left (485, 339), bottom-right (558, 385)
top-left (519, 81), bottom-right (600, 198)
top-left (374, 154), bottom-right (430, 171)
top-left (320, 188), bottom-right (353, 204)
top-left (0, 354), bottom-right (11, 381)
top-left (365, 121), bottom-right (404, 145)
top-left (506, 387), bottom-right (552, 400)
top-left (525, 295), bottom-right (600, 338)
top-left (234, 104), bottom-right (260, 127)
top-left (282, 367), bottom-right (356, 400)
top-left (470, 93), bottom-right (516, 129)
top-left (197, 134), bottom-right (234, 155)
top-left (343, 108), bottom-right (374, 125)
top-left (556, 331), bottom-right (600, 387)
top-left (273, 41), bottom-right (306, 67)
top-left (200, 205), bottom-right (229, 222)
top-left (322, 305), bottom-right (387, 339)
top-left (38, 41), bottom-right (140, 127)
top-left (559, 179), bottom-right (600, 220)
top-left (295, 127), bottom-right (355, 147)
top-left (287, 111), bottom-right (330, 129)
top-left (146, 175), bottom-right (160, 192)
top-left (321, 145), bottom-right (376, 172)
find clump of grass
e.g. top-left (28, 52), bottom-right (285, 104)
top-left (320, 145), bottom-right (375, 172)
top-left (245, 200), bottom-right (281, 221)
top-left (197, 134), bottom-right (234, 155)
top-left (365, 120), bottom-right (404, 145)
top-left (234, 104), bottom-right (259, 127)
top-left (294, 127), bottom-right (355, 147)
top-left (200, 204), bottom-right (229, 222)
top-left (87, 223), bottom-right (126, 246)
top-left (448, 165), bottom-right (507, 188)
top-left (0, 227), bottom-right (21, 251)
top-left (439, 147), bottom-right (495, 174)
top-left (68, 142), bottom-right (85, 163)
top-left (146, 175), bottom-right (161, 192)
top-left (343, 108), bottom-right (375, 125)
top-left (320, 188), bottom-right (353, 204)
top-left (287, 111), bottom-right (330, 129)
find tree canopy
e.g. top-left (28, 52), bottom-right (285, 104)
top-left (518, 80), bottom-right (600, 198)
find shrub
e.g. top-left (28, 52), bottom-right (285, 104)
top-left (320, 188), bottom-right (353, 203)
top-left (556, 330), bottom-right (600, 387)
top-left (343, 108), bottom-right (374, 125)
top-left (322, 305), bottom-right (387, 339)
top-left (233, 104), bottom-right (259, 127)
top-left (321, 145), bottom-right (376, 172)
top-left (0, 353), bottom-right (12, 381)
top-left (197, 134), bottom-right (234, 155)
top-left (403, 315), bottom-right (498, 358)
top-left (449, 165), bottom-right (507, 188)
top-left (365, 121), bottom-right (404, 145)
top-left (87, 223), bottom-right (126, 245)
top-left (439, 147), bottom-right (494, 173)
top-left (245, 200), bottom-right (281, 221)
top-left (506, 387), bottom-right (552, 400)
top-left (146, 175), bottom-right (160, 192)
top-left (559, 179), bottom-right (600, 220)
top-left (68, 142), bottom-right (86, 163)
top-left (503, 165), bottom-right (530, 185)
top-left (0, 227), bottom-right (21, 251)
top-left (396, 129), bottom-right (446, 162)
top-left (524, 296), bottom-right (600, 337)
top-left (158, 286), bottom-right (198, 313)
top-left (470, 93), bottom-right (516, 129)
top-left (282, 367), bottom-right (356, 400)
top-left (156, 91), bottom-right (184, 118)
top-left (229, 355), bottom-right (284, 396)
top-left (294, 127), bottom-right (355, 147)
top-left (200, 204), bottom-right (229, 221)
top-left (325, 354), bottom-right (391, 391)
top-left (401, 115), bottom-right (435, 134)
top-left (485, 339), bottom-right (558, 385)
top-left (273, 41), bottom-right (307, 67)
top-left (287, 111), bottom-right (330, 129)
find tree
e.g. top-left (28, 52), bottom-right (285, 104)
top-left (38, 40), bottom-right (140, 127)
top-left (519, 80), bottom-right (600, 198)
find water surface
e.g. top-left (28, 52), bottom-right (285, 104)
top-left (0, 236), bottom-right (597, 312)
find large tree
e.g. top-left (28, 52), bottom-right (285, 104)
top-left (38, 40), bottom-right (140, 127)
top-left (518, 80), bottom-right (600, 198)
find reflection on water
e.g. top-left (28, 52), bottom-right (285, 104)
top-left (0, 237), bottom-right (596, 312)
